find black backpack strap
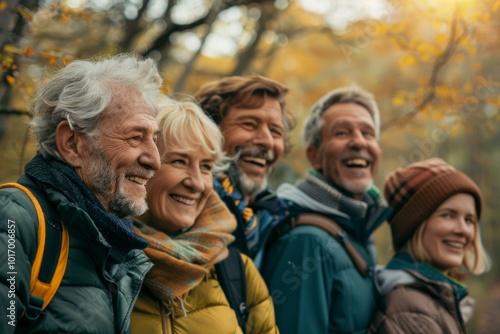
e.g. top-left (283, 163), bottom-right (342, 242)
top-left (215, 247), bottom-right (248, 333)
top-left (232, 216), bottom-right (250, 256)
top-left (264, 213), bottom-right (294, 252)
top-left (222, 198), bottom-right (250, 256)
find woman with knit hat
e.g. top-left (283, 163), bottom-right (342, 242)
top-left (368, 158), bottom-right (491, 334)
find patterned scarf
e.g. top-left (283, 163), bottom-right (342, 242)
top-left (24, 153), bottom-right (148, 262)
top-left (218, 172), bottom-right (258, 250)
top-left (134, 189), bottom-right (236, 303)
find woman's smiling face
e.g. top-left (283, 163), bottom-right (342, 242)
top-left (144, 138), bottom-right (214, 235)
top-left (422, 193), bottom-right (477, 272)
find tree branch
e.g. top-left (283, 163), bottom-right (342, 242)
top-left (231, 2), bottom-right (277, 75)
top-left (381, 6), bottom-right (468, 132)
top-left (0, 107), bottom-right (30, 116)
top-left (173, 2), bottom-right (222, 92)
top-left (119, 0), bottom-right (151, 51)
top-left (143, 15), bottom-right (210, 58)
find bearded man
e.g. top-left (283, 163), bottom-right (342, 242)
top-left (195, 76), bottom-right (295, 268)
top-left (0, 54), bottom-right (162, 333)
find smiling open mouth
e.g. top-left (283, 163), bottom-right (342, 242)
top-left (126, 176), bottom-right (148, 185)
top-left (344, 158), bottom-right (370, 168)
top-left (171, 195), bottom-right (196, 205)
top-left (444, 240), bottom-right (466, 249)
top-left (242, 156), bottom-right (267, 167)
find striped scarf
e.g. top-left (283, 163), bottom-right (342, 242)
top-left (134, 189), bottom-right (236, 304)
top-left (219, 173), bottom-right (258, 250)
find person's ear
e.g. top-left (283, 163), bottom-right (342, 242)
top-left (306, 145), bottom-right (322, 170)
top-left (55, 120), bottom-right (84, 167)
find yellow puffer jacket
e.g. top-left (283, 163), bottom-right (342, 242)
top-left (131, 253), bottom-right (279, 334)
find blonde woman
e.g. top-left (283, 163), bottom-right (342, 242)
top-left (130, 96), bottom-right (278, 334)
top-left (369, 158), bottom-right (491, 334)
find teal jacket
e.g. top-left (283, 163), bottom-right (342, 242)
top-left (261, 180), bottom-right (390, 334)
top-left (0, 176), bottom-right (152, 333)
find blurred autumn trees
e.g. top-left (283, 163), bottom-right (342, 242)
top-left (1, 0), bottom-right (500, 331)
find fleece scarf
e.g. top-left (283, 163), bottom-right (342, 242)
top-left (25, 153), bottom-right (148, 262)
top-left (278, 170), bottom-right (390, 241)
top-left (134, 189), bottom-right (236, 304)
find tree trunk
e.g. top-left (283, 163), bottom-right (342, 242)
top-left (0, 0), bottom-right (39, 141)
top-left (119, 0), bottom-right (151, 51)
top-left (173, 3), bottom-right (221, 92)
top-left (231, 2), bottom-right (277, 75)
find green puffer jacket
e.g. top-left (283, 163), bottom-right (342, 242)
top-left (131, 253), bottom-right (279, 334)
top-left (0, 177), bottom-right (152, 334)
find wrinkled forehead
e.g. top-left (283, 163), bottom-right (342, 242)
top-left (105, 85), bottom-right (155, 117)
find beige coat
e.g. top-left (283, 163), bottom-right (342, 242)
top-left (369, 271), bottom-right (467, 334)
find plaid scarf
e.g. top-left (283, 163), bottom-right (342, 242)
top-left (134, 189), bottom-right (236, 303)
top-left (218, 173), bottom-right (258, 250)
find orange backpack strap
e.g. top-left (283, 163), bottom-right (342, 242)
top-left (291, 213), bottom-right (369, 277)
top-left (0, 182), bottom-right (69, 317)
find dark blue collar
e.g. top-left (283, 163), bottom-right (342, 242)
top-left (24, 152), bottom-right (148, 262)
top-left (387, 252), bottom-right (468, 301)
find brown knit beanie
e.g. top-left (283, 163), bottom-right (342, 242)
top-left (384, 158), bottom-right (482, 251)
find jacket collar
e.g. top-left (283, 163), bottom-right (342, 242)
top-left (277, 170), bottom-right (391, 241)
top-left (386, 252), bottom-right (468, 301)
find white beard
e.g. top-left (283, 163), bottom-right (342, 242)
top-left (238, 168), bottom-right (268, 200)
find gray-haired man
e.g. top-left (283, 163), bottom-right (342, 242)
top-left (0, 54), bottom-right (162, 333)
top-left (261, 86), bottom-right (391, 334)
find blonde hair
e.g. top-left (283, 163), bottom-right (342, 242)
top-left (406, 219), bottom-right (491, 275)
top-left (156, 95), bottom-right (230, 173)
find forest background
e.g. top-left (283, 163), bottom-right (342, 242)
top-left (1, 0), bottom-right (499, 332)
